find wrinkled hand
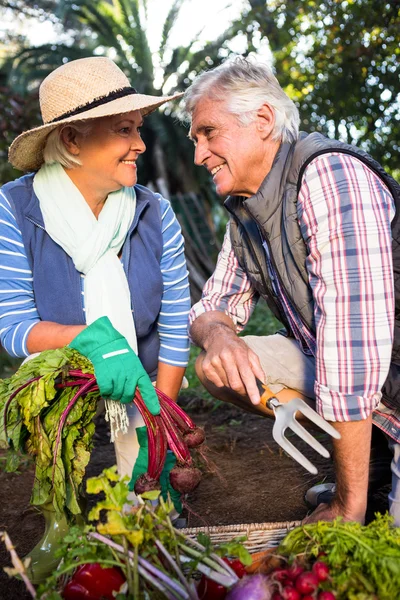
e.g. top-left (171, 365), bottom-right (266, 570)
top-left (202, 328), bottom-right (265, 405)
top-left (70, 316), bottom-right (160, 414)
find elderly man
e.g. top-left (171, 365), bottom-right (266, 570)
top-left (183, 57), bottom-right (400, 525)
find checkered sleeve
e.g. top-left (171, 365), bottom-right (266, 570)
top-left (298, 153), bottom-right (395, 422)
top-left (189, 221), bottom-right (259, 332)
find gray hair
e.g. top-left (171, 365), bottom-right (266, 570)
top-left (43, 120), bottom-right (94, 168)
top-left (184, 57), bottom-right (300, 144)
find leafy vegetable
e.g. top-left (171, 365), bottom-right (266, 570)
top-left (35, 466), bottom-right (246, 600)
top-left (278, 514), bottom-right (400, 599)
top-left (0, 347), bottom-right (98, 518)
top-left (0, 347), bottom-right (207, 519)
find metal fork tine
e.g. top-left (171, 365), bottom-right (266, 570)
top-left (286, 418), bottom-right (330, 458)
top-left (272, 423), bottom-right (318, 475)
top-left (287, 399), bottom-right (341, 439)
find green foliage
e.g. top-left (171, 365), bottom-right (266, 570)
top-left (36, 465), bottom-right (247, 599)
top-left (240, 0), bottom-right (400, 176)
top-left (0, 85), bottom-right (41, 185)
top-left (0, 348), bottom-right (97, 517)
top-left (0, 0), bottom-right (233, 194)
top-left (279, 514), bottom-right (400, 599)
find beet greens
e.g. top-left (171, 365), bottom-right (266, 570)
top-left (0, 347), bottom-right (205, 518)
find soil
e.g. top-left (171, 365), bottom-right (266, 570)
top-left (0, 393), bottom-right (390, 599)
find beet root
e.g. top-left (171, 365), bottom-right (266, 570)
top-left (169, 464), bottom-right (202, 493)
top-left (134, 473), bottom-right (161, 495)
top-left (183, 427), bottom-right (205, 448)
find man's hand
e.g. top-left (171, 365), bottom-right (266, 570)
top-left (303, 500), bottom-right (364, 525)
top-left (191, 312), bottom-right (265, 405)
top-left (303, 416), bottom-right (373, 525)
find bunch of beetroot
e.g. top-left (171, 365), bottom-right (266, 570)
top-left (269, 560), bottom-right (336, 600)
top-left (133, 387), bottom-right (205, 496)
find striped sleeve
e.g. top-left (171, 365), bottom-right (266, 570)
top-left (0, 189), bottom-right (40, 357)
top-left (298, 153), bottom-right (395, 422)
top-left (189, 221), bottom-right (259, 331)
top-left (157, 197), bottom-right (191, 367)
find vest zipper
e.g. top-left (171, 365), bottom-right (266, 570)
top-left (26, 216), bottom-right (45, 231)
top-left (233, 213), bottom-right (291, 334)
top-left (253, 216), bottom-right (315, 340)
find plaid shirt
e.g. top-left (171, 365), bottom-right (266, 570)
top-left (190, 153), bottom-right (400, 442)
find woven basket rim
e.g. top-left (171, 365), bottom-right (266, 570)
top-left (181, 520), bottom-right (301, 535)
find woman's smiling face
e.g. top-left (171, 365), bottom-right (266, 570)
top-left (74, 110), bottom-right (146, 196)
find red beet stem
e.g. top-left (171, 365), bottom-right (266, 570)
top-left (133, 392), bottom-right (159, 478)
top-left (153, 415), bottom-right (168, 480)
top-left (156, 387), bottom-right (196, 430)
top-left (160, 405), bottom-right (191, 464)
top-left (160, 398), bottom-right (191, 434)
top-left (3, 376), bottom-right (42, 439)
top-left (51, 378), bottom-right (97, 485)
top-left (67, 370), bottom-right (95, 379)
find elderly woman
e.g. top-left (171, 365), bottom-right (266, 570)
top-left (0, 56), bottom-right (190, 577)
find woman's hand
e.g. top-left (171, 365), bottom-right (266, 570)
top-left (70, 316), bottom-right (160, 413)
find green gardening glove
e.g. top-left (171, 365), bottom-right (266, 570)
top-left (129, 426), bottom-right (182, 513)
top-left (70, 316), bottom-right (160, 414)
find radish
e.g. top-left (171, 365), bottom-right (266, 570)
top-left (281, 585), bottom-right (300, 600)
top-left (294, 571), bottom-right (319, 595)
top-left (318, 592), bottom-right (336, 600)
top-left (169, 463), bottom-right (202, 493)
top-left (312, 561), bottom-right (330, 582)
top-left (225, 574), bottom-right (274, 599)
top-left (287, 563), bottom-right (303, 580)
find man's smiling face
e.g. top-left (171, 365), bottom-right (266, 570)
top-left (190, 97), bottom-right (269, 198)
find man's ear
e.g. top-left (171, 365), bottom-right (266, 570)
top-left (255, 103), bottom-right (275, 140)
top-left (60, 126), bottom-right (81, 156)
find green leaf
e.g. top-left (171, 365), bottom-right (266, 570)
top-left (140, 490), bottom-right (161, 501)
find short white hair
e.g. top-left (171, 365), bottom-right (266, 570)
top-left (184, 57), bottom-right (300, 144)
top-left (43, 120), bottom-right (94, 168)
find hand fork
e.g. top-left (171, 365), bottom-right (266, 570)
top-left (256, 379), bottom-right (341, 475)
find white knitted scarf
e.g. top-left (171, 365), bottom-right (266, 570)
top-left (33, 162), bottom-right (137, 439)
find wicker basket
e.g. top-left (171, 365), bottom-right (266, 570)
top-left (181, 520), bottom-right (301, 554)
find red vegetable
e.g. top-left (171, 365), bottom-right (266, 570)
top-left (169, 463), bottom-right (202, 493)
top-left (133, 473), bottom-right (161, 494)
top-left (225, 558), bottom-right (247, 579)
top-left (272, 568), bottom-right (290, 583)
top-left (197, 558), bottom-right (245, 600)
top-left (183, 427), bottom-right (206, 448)
top-left (287, 563), bottom-right (304, 580)
top-left (312, 561), bottom-right (330, 582)
top-left (281, 586), bottom-right (301, 600)
top-left (62, 563), bottom-right (125, 600)
top-left (197, 576), bottom-right (227, 600)
top-left (294, 571), bottom-right (319, 595)
top-left (63, 582), bottom-right (98, 600)
top-left (318, 592), bottom-right (336, 600)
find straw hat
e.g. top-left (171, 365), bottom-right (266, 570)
top-left (9, 56), bottom-right (183, 172)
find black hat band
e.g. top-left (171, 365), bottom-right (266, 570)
top-left (49, 86), bottom-right (138, 124)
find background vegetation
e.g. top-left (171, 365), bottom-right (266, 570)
top-left (0, 0), bottom-right (398, 375)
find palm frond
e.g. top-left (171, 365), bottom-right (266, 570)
top-left (159, 0), bottom-right (185, 60)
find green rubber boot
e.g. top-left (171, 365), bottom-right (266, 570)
top-left (24, 503), bottom-right (70, 584)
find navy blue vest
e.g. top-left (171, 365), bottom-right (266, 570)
top-left (3, 174), bottom-right (163, 378)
